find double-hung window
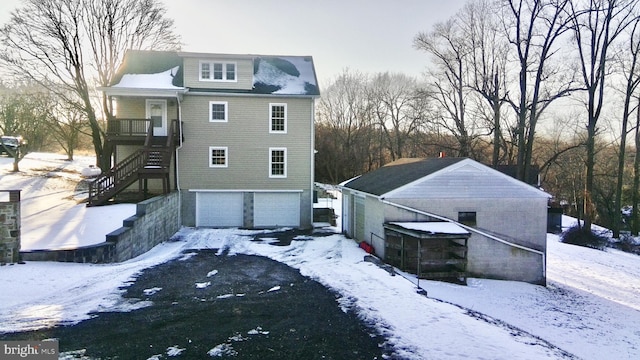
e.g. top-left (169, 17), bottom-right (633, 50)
top-left (269, 103), bottom-right (287, 133)
top-left (209, 146), bottom-right (228, 168)
top-left (200, 61), bottom-right (236, 81)
top-left (269, 147), bottom-right (287, 178)
top-left (209, 101), bottom-right (228, 122)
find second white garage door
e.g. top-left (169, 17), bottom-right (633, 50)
top-left (254, 192), bottom-right (300, 227)
top-left (196, 192), bottom-right (244, 227)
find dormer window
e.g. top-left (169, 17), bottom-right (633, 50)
top-left (200, 61), bottom-right (236, 82)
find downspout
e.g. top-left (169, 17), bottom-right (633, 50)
top-left (175, 92), bottom-right (184, 223)
top-left (310, 97), bottom-right (316, 228)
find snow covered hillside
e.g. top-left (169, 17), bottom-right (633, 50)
top-left (1, 153), bottom-right (639, 359)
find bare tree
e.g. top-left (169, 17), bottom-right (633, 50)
top-left (632, 94), bottom-right (640, 234)
top-left (0, 87), bottom-right (52, 171)
top-left (462, 0), bottom-right (512, 165)
top-left (415, 18), bottom-right (477, 157)
top-left (501, 0), bottom-right (578, 181)
top-left (368, 72), bottom-right (426, 161)
top-left (316, 70), bottom-right (376, 183)
top-left (613, 16), bottom-right (640, 237)
top-left (569, 0), bottom-right (639, 234)
top-left (46, 96), bottom-right (91, 161)
top-left (0, 0), bottom-right (180, 171)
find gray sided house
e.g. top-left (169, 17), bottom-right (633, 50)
top-left (341, 157), bottom-right (551, 285)
top-left (96, 50), bottom-right (319, 229)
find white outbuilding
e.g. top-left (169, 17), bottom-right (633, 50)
top-left (341, 157), bottom-right (551, 285)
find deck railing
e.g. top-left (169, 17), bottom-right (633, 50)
top-left (107, 118), bottom-right (149, 137)
top-left (88, 120), bottom-right (179, 206)
top-left (107, 118), bottom-right (182, 140)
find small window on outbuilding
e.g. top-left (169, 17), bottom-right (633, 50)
top-left (458, 211), bottom-right (476, 226)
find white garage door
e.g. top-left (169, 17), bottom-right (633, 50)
top-left (196, 192), bottom-right (243, 227)
top-left (254, 192), bottom-right (300, 227)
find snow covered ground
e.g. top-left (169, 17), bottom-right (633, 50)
top-left (1, 153), bottom-right (639, 359)
top-left (0, 153), bottom-right (136, 250)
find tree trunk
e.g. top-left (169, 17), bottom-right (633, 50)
top-left (632, 103), bottom-right (640, 235)
top-left (613, 93), bottom-right (633, 239)
top-left (492, 83), bottom-right (502, 167)
top-left (583, 115), bottom-right (597, 234)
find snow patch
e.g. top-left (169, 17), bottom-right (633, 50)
top-left (247, 326), bottom-right (269, 335)
top-left (166, 345), bottom-right (185, 356)
top-left (207, 343), bottom-right (237, 357)
top-left (206, 270), bottom-right (219, 277)
top-left (143, 287), bottom-right (163, 296)
top-left (195, 282), bottom-right (211, 289)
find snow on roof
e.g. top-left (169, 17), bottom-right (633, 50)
top-left (112, 66), bottom-right (184, 90)
top-left (253, 56), bottom-right (319, 96)
top-left (388, 221), bottom-right (470, 235)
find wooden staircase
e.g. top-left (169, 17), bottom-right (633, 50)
top-left (88, 123), bottom-right (176, 206)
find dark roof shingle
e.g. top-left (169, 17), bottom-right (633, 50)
top-left (343, 157), bottom-right (465, 196)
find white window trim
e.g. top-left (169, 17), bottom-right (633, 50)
top-left (269, 147), bottom-right (287, 178)
top-left (269, 103), bottom-right (287, 134)
top-left (199, 60), bottom-right (237, 82)
top-left (209, 101), bottom-right (228, 122)
top-left (209, 146), bottom-right (229, 168)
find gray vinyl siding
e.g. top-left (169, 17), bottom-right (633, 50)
top-left (178, 95), bottom-right (313, 191)
top-left (114, 97), bottom-right (179, 121)
top-left (182, 57), bottom-right (253, 90)
top-left (114, 98), bottom-right (145, 118)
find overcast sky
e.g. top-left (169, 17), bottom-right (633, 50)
top-left (0, 0), bottom-right (467, 85)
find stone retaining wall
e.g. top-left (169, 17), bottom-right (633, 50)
top-left (21, 192), bottom-right (181, 263)
top-left (109, 191), bottom-right (181, 262)
top-left (0, 190), bottom-right (20, 264)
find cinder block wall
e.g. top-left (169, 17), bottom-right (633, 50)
top-left (0, 190), bottom-right (20, 264)
top-left (467, 233), bottom-right (546, 285)
top-left (108, 191), bottom-right (181, 262)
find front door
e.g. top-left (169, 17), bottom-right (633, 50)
top-left (146, 99), bottom-right (167, 136)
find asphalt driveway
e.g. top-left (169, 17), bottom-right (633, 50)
top-left (1, 234), bottom-right (390, 359)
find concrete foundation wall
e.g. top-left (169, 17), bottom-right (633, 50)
top-left (467, 233), bottom-right (545, 285)
top-left (181, 190), bottom-right (197, 227)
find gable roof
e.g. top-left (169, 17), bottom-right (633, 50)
top-left (107, 50), bottom-right (319, 96)
top-left (343, 157), bottom-right (465, 196)
top-left (343, 157), bottom-right (550, 199)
